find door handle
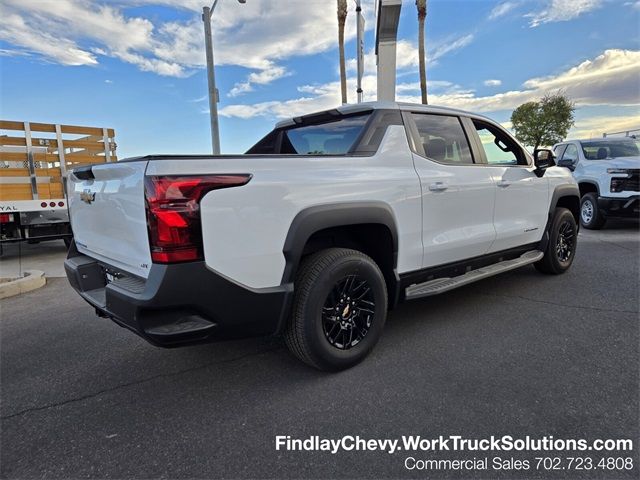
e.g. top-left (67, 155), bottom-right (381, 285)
top-left (429, 182), bottom-right (448, 192)
top-left (497, 179), bottom-right (511, 188)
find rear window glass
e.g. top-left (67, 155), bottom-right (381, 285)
top-left (280, 114), bottom-right (369, 155)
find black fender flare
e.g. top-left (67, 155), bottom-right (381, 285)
top-left (577, 180), bottom-right (600, 196)
top-left (550, 184), bottom-right (580, 212)
top-left (539, 184), bottom-right (581, 252)
top-left (280, 202), bottom-right (399, 285)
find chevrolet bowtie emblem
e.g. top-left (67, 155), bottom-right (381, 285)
top-left (80, 189), bottom-right (95, 204)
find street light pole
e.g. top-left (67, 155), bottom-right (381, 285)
top-left (202, 0), bottom-right (245, 154)
top-left (355, 0), bottom-right (364, 103)
top-left (202, 3), bottom-right (221, 155)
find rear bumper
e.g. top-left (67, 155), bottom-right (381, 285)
top-left (64, 243), bottom-right (293, 347)
top-left (1, 209), bottom-right (71, 242)
top-left (598, 195), bottom-right (640, 217)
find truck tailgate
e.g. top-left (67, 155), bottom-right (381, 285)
top-left (68, 161), bottom-right (152, 278)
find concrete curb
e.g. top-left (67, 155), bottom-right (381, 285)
top-left (0, 270), bottom-right (46, 299)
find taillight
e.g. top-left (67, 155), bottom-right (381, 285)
top-left (0, 213), bottom-right (13, 223)
top-left (145, 174), bottom-right (251, 263)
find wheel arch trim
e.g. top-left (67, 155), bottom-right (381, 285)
top-left (539, 184), bottom-right (580, 252)
top-left (577, 180), bottom-right (600, 196)
top-left (280, 202), bottom-right (399, 285)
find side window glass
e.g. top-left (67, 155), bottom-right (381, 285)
top-left (246, 129), bottom-right (279, 154)
top-left (473, 121), bottom-right (527, 166)
top-left (562, 144), bottom-right (578, 162)
top-left (410, 113), bottom-right (473, 164)
top-left (553, 144), bottom-right (567, 159)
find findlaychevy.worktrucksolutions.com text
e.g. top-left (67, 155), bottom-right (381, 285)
top-left (275, 435), bottom-right (633, 455)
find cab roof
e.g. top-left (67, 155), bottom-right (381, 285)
top-left (275, 101), bottom-right (494, 129)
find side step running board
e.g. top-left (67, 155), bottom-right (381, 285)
top-left (405, 250), bottom-right (544, 300)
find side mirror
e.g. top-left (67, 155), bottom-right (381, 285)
top-left (557, 158), bottom-right (576, 171)
top-left (533, 148), bottom-right (554, 177)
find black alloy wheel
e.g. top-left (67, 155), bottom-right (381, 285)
top-left (285, 248), bottom-right (388, 371)
top-left (321, 274), bottom-right (376, 350)
top-left (555, 219), bottom-right (576, 264)
top-left (535, 207), bottom-right (578, 275)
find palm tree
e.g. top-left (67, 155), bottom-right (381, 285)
top-left (416, 0), bottom-right (428, 104)
top-left (337, 0), bottom-right (348, 104)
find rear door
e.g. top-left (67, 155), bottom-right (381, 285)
top-left (404, 111), bottom-right (496, 267)
top-left (68, 161), bottom-right (152, 278)
top-left (466, 118), bottom-right (548, 252)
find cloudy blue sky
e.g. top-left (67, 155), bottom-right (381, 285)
top-left (1, 0), bottom-right (639, 157)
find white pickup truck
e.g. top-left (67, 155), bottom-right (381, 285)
top-left (65, 102), bottom-right (580, 370)
top-left (553, 137), bottom-right (639, 229)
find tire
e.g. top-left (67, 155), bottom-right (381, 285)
top-left (580, 192), bottom-right (606, 229)
top-left (535, 208), bottom-right (578, 275)
top-left (284, 248), bottom-right (388, 371)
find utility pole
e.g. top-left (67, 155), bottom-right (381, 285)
top-left (202, 5), bottom-right (220, 155)
top-left (202, 0), bottom-right (246, 155)
top-left (355, 0), bottom-right (364, 103)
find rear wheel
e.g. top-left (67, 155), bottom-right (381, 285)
top-left (285, 248), bottom-right (388, 371)
top-left (535, 207), bottom-right (578, 275)
top-left (580, 192), bottom-right (606, 229)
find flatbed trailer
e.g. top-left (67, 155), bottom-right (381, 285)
top-left (0, 121), bottom-right (117, 252)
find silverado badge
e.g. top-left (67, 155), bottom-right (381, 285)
top-left (80, 189), bottom-right (96, 205)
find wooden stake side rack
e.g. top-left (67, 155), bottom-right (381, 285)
top-left (0, 121), bottom-right (117, 201)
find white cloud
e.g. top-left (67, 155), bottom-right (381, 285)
top-left (430, 34), bottom-right (475, 63)
top-left (0, 0), bottom-right (188, 75)
top-left (0, 47), bottom-right (31, 57)
top-left (484, 79), bottom-right (502, 87)
top-left (489, 2), bottom-right (517, 20)
top-left (527, 0), bottom-right (603, 27)
top-left (522, 49), bottom-right (640, 105)
top-left (229, 64), bottom-right (290, 97)
top-left (0, 0), bottom-right (376, 83)
top-left (229, 82), bottom-right (254, 98)
top-left (569, 113), bottom-right (640, 139)
top-left (220, 49), bottom-right (640, 119)
top-left (0, 11), bottom-right (97, 66)
top-left (346, 32), bottom-right (474, 80)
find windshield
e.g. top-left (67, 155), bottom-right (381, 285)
top-left (581, 139), bottom-right (640, 160)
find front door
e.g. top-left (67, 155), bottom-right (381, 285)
top-left (469, 119), bottom-right (549, 252)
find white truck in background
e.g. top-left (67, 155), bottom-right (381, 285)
top-left (553, 137), bottom-right (640, 229)
top-left (64, 102), bottom-right (580, 370)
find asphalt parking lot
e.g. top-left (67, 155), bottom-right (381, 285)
top-left (1, 223), bottom-right (638, 479)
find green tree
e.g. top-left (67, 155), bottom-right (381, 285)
top-left (337, 0), bottom-right (348, 104)
top-left (416, 0), bottom-right (428, 104)
top-left (510, 92), bottom-right (576, 150)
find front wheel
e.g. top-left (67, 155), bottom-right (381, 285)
top-left (535, 207), bottom-right (578, 275)
top-left (285, 248), bottom-right (388, 371)
top-left (580, 192), bottom-right (606, 229)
